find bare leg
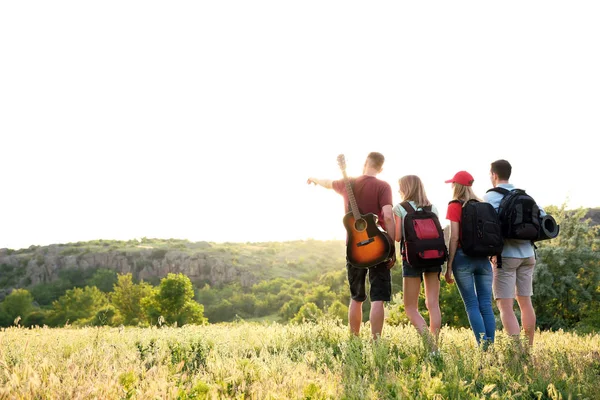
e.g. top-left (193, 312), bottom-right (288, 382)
top-left (348, 299), bottom-right (363, 336)
top-left (403, 277), bottom-right (427, 333)
top-left (370, 300), bottom-right (385, 339)
top-left (423, 272), bottom-right (441, 343)
top-left (497, 298), bottom-right (520, 337)
top-left (517, 295), bottom-right (536, 346)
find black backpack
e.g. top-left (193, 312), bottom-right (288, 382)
top-left (486, 187), bottom-right (541, 240)
top-left (449, 199), bottom-right (503, 257)
top-left (400, 202), bottom-right (447, 268)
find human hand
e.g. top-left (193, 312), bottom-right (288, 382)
top-left (489, 256), bottom-right (497, 267)
top-left (444, 267), bottom-right (454, 284)
top-left (387, 254), bottom-right (397, 269)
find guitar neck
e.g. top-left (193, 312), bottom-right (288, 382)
top-left (342, 171), bottom-right (361, 221)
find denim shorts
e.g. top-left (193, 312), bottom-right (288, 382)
top-left (402, 260), bottom-right (442, 281)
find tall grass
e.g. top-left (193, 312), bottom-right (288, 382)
top-left (1, 320), bottom-right (598, 399)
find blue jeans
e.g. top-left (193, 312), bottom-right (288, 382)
top-left (453, 249), bottom-right (495, 344)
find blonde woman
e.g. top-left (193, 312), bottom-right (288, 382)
top-left (445, 171), bottom-right (495, 346)
top-left (393, 175), bottom-right (442, 348)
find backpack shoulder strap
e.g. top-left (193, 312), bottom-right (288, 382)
top-left (423, 205), bottom-right (432, 212)
top-left (486, 187), bottom-right (510, 195)
top-left (400, 201), bottom-right (415, 214)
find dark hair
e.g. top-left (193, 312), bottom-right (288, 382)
top-left (366, 152), bottom-right (385, 171)
top-left (491, 159), bottom-right (512, 180)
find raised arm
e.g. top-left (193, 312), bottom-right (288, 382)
top-left (307, 177), bottom-right (333, 189)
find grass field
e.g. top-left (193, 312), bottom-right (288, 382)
top-left (1, 321), bottom-right (599, 399)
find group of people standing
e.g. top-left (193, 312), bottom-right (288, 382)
top-left (307, 153), bottom-right (543, 349)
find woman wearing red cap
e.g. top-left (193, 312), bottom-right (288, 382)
top-left (445, 171), bottom-right (496, 346)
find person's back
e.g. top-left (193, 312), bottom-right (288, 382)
top-left (393, 175), bottom-right (442, 352)
top-left (333, 175), bottom-right (392, 231)
top-left (307, 152), bottom-right (395, 340)
top-left (484, 183), bottom-right (537, 259)
top-left (444, 170), bottom-right (496, 346)
top-left (483, 159), bottom-right (540, 346)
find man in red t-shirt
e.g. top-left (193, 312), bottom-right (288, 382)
top-left (307, 152), bottom-right (396, 339)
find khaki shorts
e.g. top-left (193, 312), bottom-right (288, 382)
top-left (493, 257), bottom-right (536, 299)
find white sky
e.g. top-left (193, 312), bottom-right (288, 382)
top-left (1, 1), bottom-right (599, 250)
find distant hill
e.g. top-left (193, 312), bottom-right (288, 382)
top-left (0, 238), bottom-right (346, 300)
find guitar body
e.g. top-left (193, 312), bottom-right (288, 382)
top-left (343, 212), bottom-right (394, 268)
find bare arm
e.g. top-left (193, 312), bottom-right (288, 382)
top-left (395, 213), bottom-right (402, 243)
top-left (382, 205), bottom-right (395, 242)
top-left (394, 212), bottom-right (403, 265)
top-left (307, 177), bottom-right (333, 189)
top-left (382, 205), bottom-right (396, 267)
top-left (445, 221), bottom-right (460, 284)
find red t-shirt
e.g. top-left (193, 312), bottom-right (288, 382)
top-left (332, 175), bottom-right (393, 231)
top-left (446, 201), bottom-right (462, 245)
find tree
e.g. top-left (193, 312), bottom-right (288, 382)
top-left (180, 301), bottom-right (208, 325)
top-left (195, 284), bottom-right (217, 307)
top-left (87, 268), bottom-right (118, 293)
top-left (23, 310), bottom-right (48, 327)
top-left (291, 302), bottom-right (322, 323)
top-left (230, 293), bottom-right (258, 318)
top-left (47, 286), bottom-right (108, 326)
top-left (58, 267), bottom-right (96, 288)
top-left (205, 300), bottom-right (236, 323)
top-left (279, 297), bottom-right (305, 321)
top-left (318, 271), bottom-right (347, 294)
top-left (326, 300), bottom-right (348, 324)
top-left (0, 311), bottom-right (11, 327)
top-left (91, 305), bottom-right (118, 326)
top-left (111, 273), bottom-right (154, 325)
top-left (29, 279), bottom-right (72, 306)
top-left (252, 278), bottom-right (288, 295)
top-left (142, 273), bottom-right (207, 326)
top-left (533, 205), bottom-right (600, 331)
top-left (0, 288), bottom-right (35, 324)
top-left (306, 285), bottom-right (337, 310)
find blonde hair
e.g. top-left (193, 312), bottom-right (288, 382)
top-left (399, 175), bottom-right (431, 207)
top-left (452, 183), bottom-right (482, 204)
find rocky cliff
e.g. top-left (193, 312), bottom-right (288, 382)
top-left (0, 242), bottom-right (254, 294)
top-left (0, 239), bottom-right (347, 300)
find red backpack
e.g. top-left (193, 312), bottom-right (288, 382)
top-left (400, 202), bottom-right (448, 268)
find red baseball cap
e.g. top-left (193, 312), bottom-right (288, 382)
top-left (445, 171), bottom-right (474, 186)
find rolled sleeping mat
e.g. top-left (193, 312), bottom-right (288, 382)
top-left (537, 214), bottom-right (560, 241)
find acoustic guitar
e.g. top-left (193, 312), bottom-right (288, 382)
top-left (337, 154), bottom-right (394, 268)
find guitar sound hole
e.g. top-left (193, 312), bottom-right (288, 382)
top-left (354, 218), bottom-right (367, 232)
